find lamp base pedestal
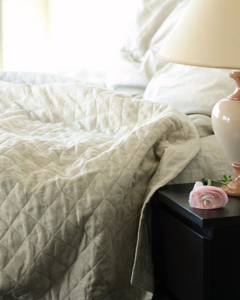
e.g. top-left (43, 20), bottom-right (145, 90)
top-left (221, 163), bottom-right (240, 196)
top-left (212, 72), bottom-right (240, 197)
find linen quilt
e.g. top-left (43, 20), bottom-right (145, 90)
top-left (0, 80), bottom-right (199, 299)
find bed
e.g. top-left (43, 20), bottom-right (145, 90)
top-left (0, 0), bottom-right (235, 299)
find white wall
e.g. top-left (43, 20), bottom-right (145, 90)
top-left (0, 1), bottom-right (3, 69)
top-left (48, 0), bottom-right (138, 72)
top-left (1, 0), bottom-right (138, 73)
top-left (2, 0), bottom-right (49, 72)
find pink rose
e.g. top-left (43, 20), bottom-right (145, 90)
top-left (189, 181), bottom-right (228, 209)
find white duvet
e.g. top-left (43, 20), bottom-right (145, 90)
top-left (0, 75), bottom-right (199, 299)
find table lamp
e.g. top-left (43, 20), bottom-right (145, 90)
top-left (157, 0), bottom-right (240, 196)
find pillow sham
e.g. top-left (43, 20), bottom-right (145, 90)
top-left (143, 63), bottom-right (236, 116)
top-left (124, 0), bottom-right (189, 61)
top-left (105, 0), bottom-right (190, 94)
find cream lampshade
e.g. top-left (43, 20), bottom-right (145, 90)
top-left (157, 0), bottom-right (240, 196)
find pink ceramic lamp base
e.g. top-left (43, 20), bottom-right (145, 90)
top-left (222, 163), bottom-right (240, 196)
top-left (212, 72), bottom-right (240, 197)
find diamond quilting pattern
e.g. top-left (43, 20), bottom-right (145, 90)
top-left (23, 195), bottom-right (49, 221)
top-left (0, 245), bottom-right (14, 270)
top-left (0, 80), bottom-right (199, 299)
top-left (0, 199), bottom-right (20, 225)
top-left (0, 219), bottom-right (9, 240)
top-left (16, 240), bottom-right (41, 265)
top-left (11, 211), bottom-right (37, 238)
top-left (1, 227), bottom-right (25, 254)
top-left (27, 223), bottom-right (52, 250)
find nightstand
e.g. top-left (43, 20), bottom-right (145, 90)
top-left (151, 183), bottom-right (240, 300)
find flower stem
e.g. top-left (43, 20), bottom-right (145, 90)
top-left (203, 177), bottom-right (212, 186)
top-left (203, 175), bottom-right (232, 186)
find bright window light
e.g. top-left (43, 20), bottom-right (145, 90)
top-left (2, 0), bottom-right (49, 72)
top-left (1, 0), bottom-right (138, 73)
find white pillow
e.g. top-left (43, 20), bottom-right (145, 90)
top-left (105, 0), bottom-right (190, 94)
top-left (143, 63), bottom-right (236, 116)
top-left (124, 0), bottom-right (189, 61)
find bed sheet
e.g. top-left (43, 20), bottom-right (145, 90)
top-left (0, 73), bottom-right (199, 299)
top-left (0, 71), bottom-right (80, 86)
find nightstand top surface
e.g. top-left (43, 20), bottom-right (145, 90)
top-left (153, 183), bottom-right (240, 227)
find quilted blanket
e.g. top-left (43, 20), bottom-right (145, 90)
top-left (0, 80), bottom-right (199, 299)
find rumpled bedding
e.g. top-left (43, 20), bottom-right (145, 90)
top-left (0, 78), bottom-right (199, 299)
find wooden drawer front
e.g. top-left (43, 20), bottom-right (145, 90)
top-left (211, 226), bottom-right (240, 300)
top-left (152, 207), bottom-right (211, 300)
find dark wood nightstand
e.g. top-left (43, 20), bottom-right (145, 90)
top-left (151, 183), bottom-right (240, 300)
